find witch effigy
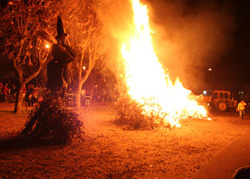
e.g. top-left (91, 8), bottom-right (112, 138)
top-left (47, 16), bottom-right (75, 94)
top-left (14, 16), bottom-right (84, 145)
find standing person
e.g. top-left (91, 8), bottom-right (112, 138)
top-left (101, 88), bottom-right (107, 106)
top-left (0, 82), bottom-right (3, 102)
top-left (47, 16), bottom-right (75, 95)
top-left (9, 83), bottom-right (16, 103)
top-left (84, 91), bottom-right (92, 107)
top-left (80, 88), bottom-right (86, 106)
top-left (2, 83), bottom-right (9, 102)
top-left (66, 88), bottom-right (74, 107)
top-left (25, 84), bottom-right (34, 106)
top-left (237, 100), bottom-right (247, 119)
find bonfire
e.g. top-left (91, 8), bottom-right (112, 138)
top-left (115, 0), bottom-right (210, 129)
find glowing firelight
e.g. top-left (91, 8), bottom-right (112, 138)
top-left (120, 0), bottom-right (210, 127)
top-left (45, 44), bottom-right (50, 49)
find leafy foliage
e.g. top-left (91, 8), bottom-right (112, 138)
top-left (0, 0), bottom-right (58, 76)
top-left (112, 86), bottom-right (171, 130)
top-left (18, 94), bottom-right (84, 144)
top-left (0, 0), bottom-right (60, 112)
top-left (113, 95), bottom-right (152, 130)
top-left (59, 0), bottom-right (109, 109)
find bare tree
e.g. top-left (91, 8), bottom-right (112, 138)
top-left (0, 0), bottom-right (58, 113)
top-left (59, 0), bottom-right (108, 109)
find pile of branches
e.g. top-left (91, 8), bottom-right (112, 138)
top-left (112, 92), bottom-right (169, 130)
top-left (17, 94), bottom-right (84, 145)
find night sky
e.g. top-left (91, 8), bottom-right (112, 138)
top-left (210, 0), bottom-right (250, 87)
top-left (148, 0), bottom-right (250, 89)
top-left (1, 0), bottom-right (250, 90)
top-left (228, 0), bottom-right (250, 86)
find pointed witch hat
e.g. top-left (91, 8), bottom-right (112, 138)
top-left (56, 16), bottom-right (67, 41)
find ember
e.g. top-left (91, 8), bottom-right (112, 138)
top-left (120, 0), bottom-right (210, 127)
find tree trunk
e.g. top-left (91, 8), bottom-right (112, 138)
top-left (75, 86), bottom-right (81, 110)
top-left (75, 80), bottom-right (84, 110)
top-left (14, 83), bottom-right (25, 113)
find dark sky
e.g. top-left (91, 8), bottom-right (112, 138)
top-left (146, 0), bottom-right (250, 89)
top-left (196, 0), bottom-right (250, 86)
top-left (1, 0), bottom-right (250, 90)
top-left (229, 0), bottom-right (250, 85)
top-left (209, 0), bottom-right (250, 87)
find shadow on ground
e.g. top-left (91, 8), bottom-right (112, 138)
top-left (0, 136), bottom-right (66, 152)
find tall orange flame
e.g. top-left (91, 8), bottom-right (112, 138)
top-left (121, 0), bottom-right (209, 127)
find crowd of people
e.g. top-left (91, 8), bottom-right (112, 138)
top-left (24, 84), bottom-right (46, 107)
top-left (0, 81), bottom-right (109, 108)
top-left (0, 82), bottom-right (46, 106)
top-left (1, 80), bottom-right (249, 117)
top-left (81, 88), bottom-right (108, 107)
top-left (0, 81), bottom-right (17, 103)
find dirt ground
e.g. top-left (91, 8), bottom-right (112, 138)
top-left (0, 102), bottom-right (250, 179)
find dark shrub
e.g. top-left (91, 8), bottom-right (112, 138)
top-left (112, 92), bottom-right (170, 130)
top-left (18, 94), bottom-right (84, 144)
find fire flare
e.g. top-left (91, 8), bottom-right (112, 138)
top-left (120, 0), bottom-right (209, 127)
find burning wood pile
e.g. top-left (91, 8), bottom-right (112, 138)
top-left (113, 0), bottom-right (210, 129)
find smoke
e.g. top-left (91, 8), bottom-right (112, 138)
top-left (147, 0), bottom-right (236, 90)
top-left (96, 0), bottom-right (135, 77)
top-left (96, 0), bottom-right (236, 91)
